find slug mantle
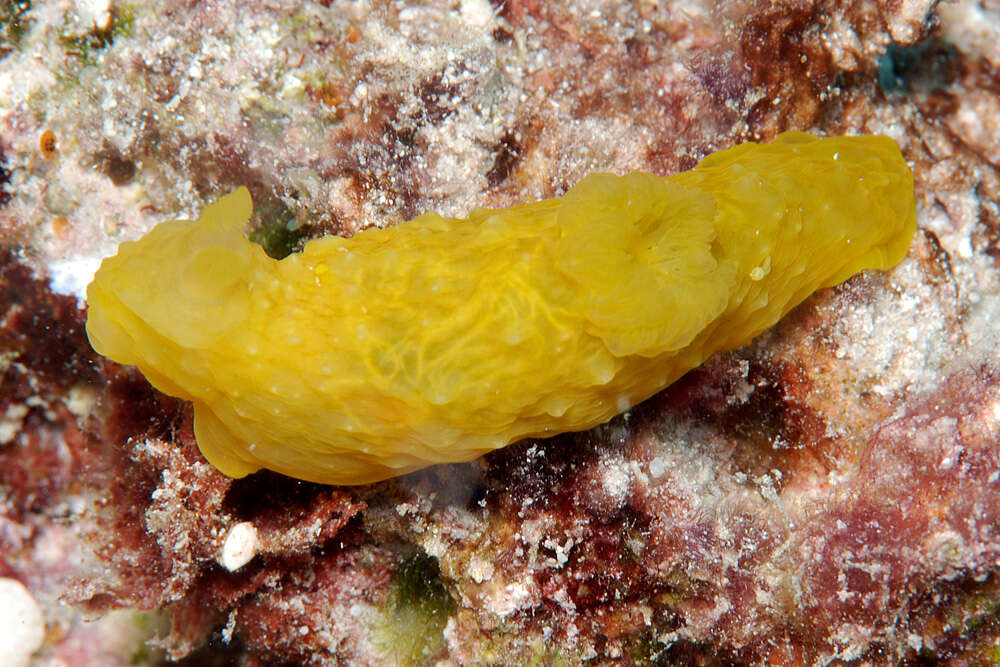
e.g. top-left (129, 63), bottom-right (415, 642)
top-left (85, 132), bottom-right (916, 485)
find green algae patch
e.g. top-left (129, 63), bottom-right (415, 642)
top-left (372, 552), bottom-right (456, 666)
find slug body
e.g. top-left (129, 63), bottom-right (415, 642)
top-left (86, 132), bottom-right (916, 485)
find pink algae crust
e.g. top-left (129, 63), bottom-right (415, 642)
top-left (384, 361), bottom-right (999, 665)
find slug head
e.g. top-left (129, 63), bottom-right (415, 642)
top-left (86, 188), bottom-right (259, 392)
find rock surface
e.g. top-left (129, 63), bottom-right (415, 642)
top-left (1, 0), bottom-right (998, 664)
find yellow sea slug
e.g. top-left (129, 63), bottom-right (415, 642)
top-left (85, 132), bottom-right (916, 485)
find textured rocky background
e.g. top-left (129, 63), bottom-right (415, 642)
top-left (1, 0), bottom-right (999, 665)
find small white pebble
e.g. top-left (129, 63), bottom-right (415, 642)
top-left (0, 404), bottom-right (29, 445)
top-left (218, 522), bottom-right (259, 572)
top-left (460, 0), bottom-right (494, 27)
top-left (77, 0), bottom-right (112, 32)
top-left (65, 385), bottom-right (99, 419)
top-left (0, 578), bottom-right (45, 667)
top-left (468, 556), bottom-right (495, 584)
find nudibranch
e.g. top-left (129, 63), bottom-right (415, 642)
top-left (85, 132), bottom-right (916, 485)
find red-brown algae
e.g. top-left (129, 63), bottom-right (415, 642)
top-left (419, 367), bottom-right (1000, 662)
top-left (0, 250), bottom-right (376, 661)
top-left (0, 253), bottom-right (131, 660)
